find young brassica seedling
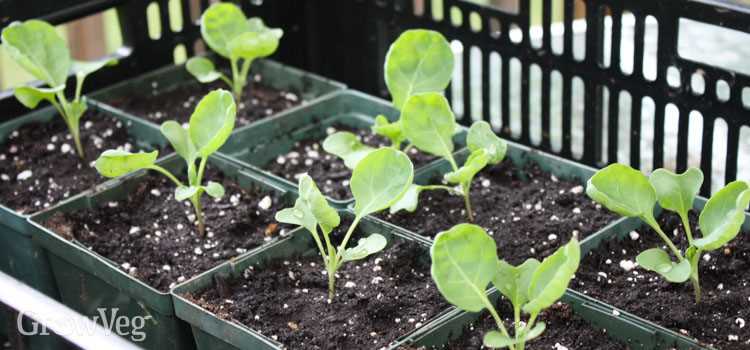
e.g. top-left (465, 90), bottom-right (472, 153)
top-left (323, 29), bottom-right (453, 156)
top-left (94, 89), bottom-right (236, 237)
top-left (431, 224), bottom-right (580, 350)
top-left (275, 148), bottom-right (413, 300)
top-left (586, 164), bottom-right (750, 302)
top-left (1, 19), bottom-right (117, 158)
top-left (185, 3), bottom-right (283, 100)
top-left (389, 93), bottom-right (507, 221)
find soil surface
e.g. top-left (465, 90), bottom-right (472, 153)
top-left (105, 75), bottom-right (300, 128)
top-left (0, 111), bottom-right (160, 213)
top-left (409, 302), bottom-right (627, 349)
top-left (43, 169), bottom-right (288, 292)
top-left (572, 210), bottom-right (750, 349)
top-left (265, 124), bottom-right (437, 201)
top-left (377, 162), bottom-right (617, 264)
top-left (186, 225), bottom-right (448, 349)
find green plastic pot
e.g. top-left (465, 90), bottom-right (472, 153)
top-left (0, 103), bottom-right (165, 297)
top-left (572, 195), bottom-right (748, 349)
top-left (0, 102), bottom-right (166, 350)
top-left (89, 57), bottom-right (345, 130)
top-left (172, 211), bottom-right (455, 350)
top-left (396, 287), bottom-right (691, 349)
top-left (219, 90), bottom-right (466, 208)
top-left (27, 153), bottom-right (291, 350)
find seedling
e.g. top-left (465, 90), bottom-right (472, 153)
top-left (186, 3), bottom-right (283, 100)
top-left (94, 90), bottom-right (236, 237)
top-left (276, 148), bottom-right (413, 300)
top-left (1, 19), bottom-right (117, 158)
top-left (323, 29), bottom-right (453, 156)
top-left (587, 164), bottom-right (750, 302)
top-left (431, 224), bottom-right (580, 350)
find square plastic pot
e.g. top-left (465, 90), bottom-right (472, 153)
top-left (571, 196), bottom-right (745, 350)
top-left (89, 57), bottom-right (345, 130)
top-left (396, 287), bottom-right (697, 349)
top-left (27, 153), bottom-right (291, 350)
top-left (171, 211), bottom-right (455, 350)
top-left (0, 103), bottom-right (166, 297)
top-left (219, 90), bottom-right (466, 207)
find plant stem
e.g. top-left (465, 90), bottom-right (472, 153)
top-left (642, 214), bottom-right (684, 262)
top-left (191, 195), bottom-right (205, 237)
top-left (462, 182), bottom-right (474, 222)
top-left (480, 294), bottom-right (514, 350)
top-left (517, 312), bottom-right (539, 350)
top-left (54, 93), bottom-right (85, 159)
top-left (146, 165), bottom-right (184, 187)
top-left (327, 260), bottom-right (337, 301)
top-left (690, 247), bottom-right (702, 303)
top-left (336, 215), bottom-right (362, 261)
top-left (680, 213), bottom-right (694, 245)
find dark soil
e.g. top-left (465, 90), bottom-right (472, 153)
top-left (186, 226), bottom-right (448, 349)
top-left (105, 76), bottom-right (300, 128)
top-left (0, 111), bottom-right (160, 213)
top-left (43, 169), bottom-right (288, 292)
top-left (377, 162), bottom-right (617, 264)
top-left (411, 302), bottom-right (628, 349)
top-left (572, 210), bottom-right (750, 349)
top-left (265, 124), bottom-right (437, 201)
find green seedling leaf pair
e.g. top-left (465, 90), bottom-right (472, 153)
top-left (276, 148), bottom-right (413, 300)
top-left (94, 90), bottom-right (236, 237)
top-left (1, 20), bottom-right (117, 158)
top-left (186, 3), bottom-right (283, 99)
top-left (587, 164), bottom-right (750, 302)
top-left (431, 224), bottom-right (579, 349)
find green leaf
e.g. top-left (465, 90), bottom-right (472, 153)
top-left (636, 248), bottom-right (691, 282)
top-left (695, 181), bottom-right (750, 251)
top-left (72, 57), bottom-right (117, 82)
top-left (401, 92), bottom-right (456, 159)
top-left (1, 20), bottom-right (71, 87)
top-left (586, 163), bottom-right (656, 218)
top-left (94, 150), bottom-right (158, 178)
top-left (322, 131), bottom-right (375, 169)
top-left (199, 3), bottom-right (250, 58)
top-left (175, 186), bottom-right (200, 201)
top-left (492, 259), bottom-right (540, 309)
top-left (340, 234), bottom-right (387, 262)
top-left (467, 121), bottom-right (507, 165)
top-left (482, 322), bottom-right (546, 348)
top-left (188, 89), bottom-right (236, 157)
top-left (371, 115), bottom-right (405, 147)
top-left (161, 121), bottom-right (197, 162)
top-left (444, 148), bottom-right (488, 185)
top-left (482, 331), bottom-right (515, 348)
top-left (299, 174), bottom-right (340, 233)
top-left (384, 29), bottom-right (454, 110)
top-left (523, 238), bottom-right (580, 315)
top-left (186, 57), bottom-right (222, 83)
top-left (649, 168), bottom-right (703, 218)
top-left (430, 224), bottom-right (497, 312)
top-left (351, 148), bottom-right (414, 217)
top-left (275, 174), bottom-right (340, 235)
top-left (389, 184), bottom-right (423, 214)
top-left (14, 85), bottom-right (64, 109)
top-left (227, 20), bottom-right (282, 60)
top-left (204, 181), bottom-right (225, 198)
